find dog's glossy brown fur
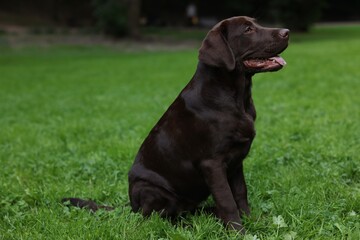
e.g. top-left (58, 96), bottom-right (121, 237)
top-left (128, 17), bottom-right (289, 231)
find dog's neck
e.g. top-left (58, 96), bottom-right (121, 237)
top-left (184, 63), bottom-right (255, 117)
top-left (234, 71), bottom-right (254, 111)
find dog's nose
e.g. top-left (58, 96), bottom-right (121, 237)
top-left (279, 29), bottom-right (290, 39)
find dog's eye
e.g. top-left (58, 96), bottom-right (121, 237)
top-left (244, 26), bottom-right (254, 33)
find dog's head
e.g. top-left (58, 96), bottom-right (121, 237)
top-left (199, 16), bottom-right (289, 73)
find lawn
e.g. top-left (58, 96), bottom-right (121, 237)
top-left (0, 25), bottom-right (359, 239)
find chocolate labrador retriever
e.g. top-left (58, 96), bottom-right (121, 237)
top-left (128, 16), bottom-right (289, 231)
top-left (63, 16), bottom-right (289, 232)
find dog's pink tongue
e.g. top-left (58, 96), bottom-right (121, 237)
top-left (243, 55), bottom-right (287, 72)
top-left (270, 56), bottom-right (286, 66)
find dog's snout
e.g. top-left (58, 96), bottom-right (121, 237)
top-left (279, 29), bottom-right (290, 39)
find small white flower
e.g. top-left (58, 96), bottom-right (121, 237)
top-left (348, 210), bottom-right (357, 216)
top-left (284, 231), bottom-right (297, 240)
top-left (273, 215), bottom-right (288, 228)
top-left (244, 234), bottom-right (259, 240)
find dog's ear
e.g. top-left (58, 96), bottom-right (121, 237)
top-left (199, 21), bottom-right (235, 71)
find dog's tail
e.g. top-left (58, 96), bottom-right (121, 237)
top-left (61, 198), bottom-right (114, 212)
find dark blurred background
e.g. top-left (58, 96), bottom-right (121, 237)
top-left (0, 0), bottom-right (359, 38)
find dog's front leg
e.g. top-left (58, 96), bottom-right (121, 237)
top-left (229, 163), bottom-right (250, 217)
top-left (199, 159), bottom-right (244, 232)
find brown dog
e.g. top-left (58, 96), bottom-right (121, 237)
top-left (128, 16), bottom-right (289, 231)
top-left (63, 16), bottom-right (289, 232)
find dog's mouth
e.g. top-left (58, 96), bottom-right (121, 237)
top-left (243, 55), bottom-right (286, 72)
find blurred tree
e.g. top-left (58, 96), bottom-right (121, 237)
top-left (1, 0), bottom-right (359, 35)
top-left (270, 0), bottom-right (327, 32)
top-left (91, 0), bottom-right (141, 38)
top-left (50, 0), bottom-right (93, 27)
top-left (322, 0), bottom-right (360, 21)
top-left (92, 0), bottom-right (128, 37)
top-left (141, 0), bottom-right (188, 26)
top-left (224, 0), bottom-right (271, 21)
top-left (127, 0), bottom-right (141, 38)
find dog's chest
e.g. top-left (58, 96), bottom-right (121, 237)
top-left (221, 104), bottom-right (256, 140)
top-left (218, 111), bottom-right (255, 168)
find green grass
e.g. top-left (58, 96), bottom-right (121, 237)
top-left (1, 25), bottom-right (360, 239)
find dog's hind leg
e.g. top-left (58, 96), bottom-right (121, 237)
top-left (129, 180), bottom-right (180, 218)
